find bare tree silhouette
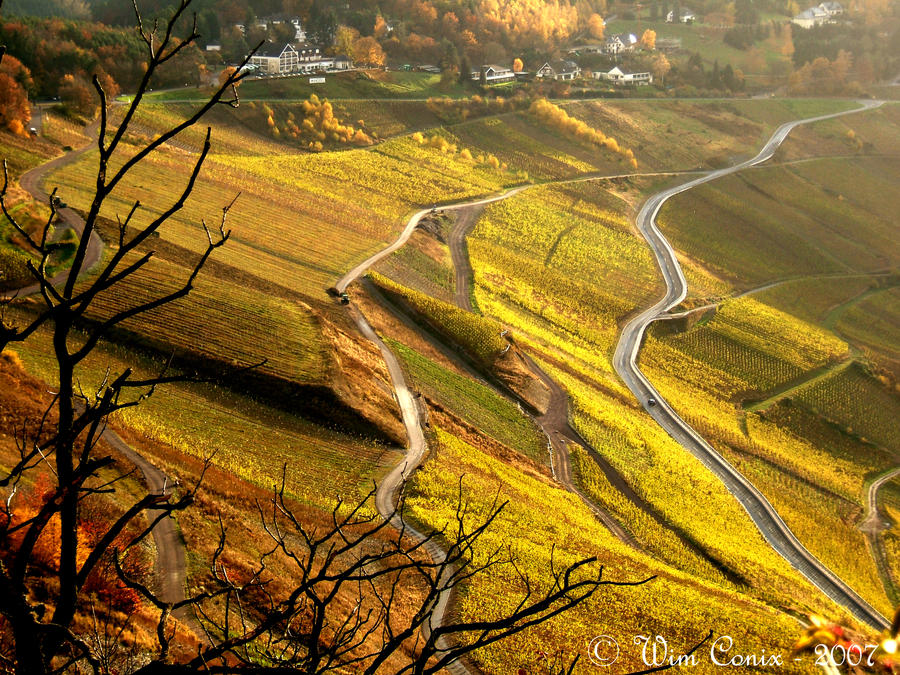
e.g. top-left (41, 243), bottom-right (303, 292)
top-left (0, 1), bottom-right (682, 673)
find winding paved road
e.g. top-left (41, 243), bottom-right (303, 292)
top-left (612, 99), bottom-right (890, 629)
top-left (447, 204), bottom-right (759, 583)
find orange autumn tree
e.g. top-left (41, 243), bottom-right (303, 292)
top-left (0, 54), bottom-right (31, 135)
top-left (588, 13), bottom-right (606, 39)
top-left (641, 29), bottom-right (657, 50)
top-left (353, 36), bottom-right (386, 66)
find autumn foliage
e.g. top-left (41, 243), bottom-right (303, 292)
top-left (0, 475), bottom-right (146, 617)
top-left (788, 51), bottom-right (860, 96)
top-left (263, 95), bottom-right (373, 151)
top-left (529, 98), bottom-right (638, 168)
top-left (588, 13), bottom-right (606, 39)
top-left (426, 92), bottom-right (531, 123)
top-left (0, 55), bottom-right (32, 136)
top-left (383, 0), bottom-right (589, 52)
top-left (409, 130), bottom-right (509, 173)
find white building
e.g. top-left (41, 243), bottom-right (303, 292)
top-left (471, 65), bottom-right (516, 82)
top-left (297, 56), bottom-right (353, 73)
top-left (819, 1), bottom-right (844, 15)
top-left (250, 43), bottom-right (299, 74)
top-left (594, 66), bottom-right (653, 86)
top-left (536, 60), bottom-right (582, 81)
top-left (792, 5), bottom-right (829, 27)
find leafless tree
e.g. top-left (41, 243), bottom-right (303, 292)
top-left (0, 1), bottom-right (697, 673)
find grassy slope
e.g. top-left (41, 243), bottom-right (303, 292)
top-left (387, 338), bottom-right (546, 463)
top-left (605, 18), bottom-right (795, 79)
top-left (12, 97), bottom-right (895, 664)
top-left (0, 128), bottom-right (61, 290)
top-left (44, 97), bottom-right (722, 384)
top-left (146, 71), bottom-right (471, 103)
top-left (658, 157), bottom-right (900, 292)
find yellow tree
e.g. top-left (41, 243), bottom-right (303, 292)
top-left (0, 55), bottom-right (31, 135)
top-left (218, 65), bottom-right (240, 87)
top-left (588, 13), bottom-right (606, 38)
top-left (641, 28), bottom-right (657, 50)
top-left (353, 36), bottom-right (386, 66)
top-left (334, 25), bottom-right (360, 59)
top-left (374, 14), bottom-right (389, 38)
top-left (651, 52), bottom-right (671, 85)
top-left (513, 57), bottom-right (524, 72)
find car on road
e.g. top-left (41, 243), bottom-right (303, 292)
top-left (647, 397), bottom-right (657, 407)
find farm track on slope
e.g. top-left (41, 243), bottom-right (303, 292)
top-left (861, 468), bottom-right (900, 606)
top-left (1, 122), bottom-right (104, 300)
top-left (612, 99), bottom-right (890, 630)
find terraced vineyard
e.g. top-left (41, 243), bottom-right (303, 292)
top-left (373, 226), bottom-right (456, 303)
top-left (85, 256), bottom-right (325, 379)
top-left (469, 181), bottom-right (660, 377)
top-left (7, 311), bottom-right (387, 507)
top-left (797, 363), bottom-right (900, 453)
top-left (405, 427), bottom-right (817, 673)
top-left (656, 297), bottom-right (848, 395)
top-left (835, 287), bottom-right (900, 376)
top-left (387, 338), bottom-right (546, 462)
top-left (371, 272), bottom-right (506, 364)
top-left (7, 94), bottom-right (900, 670)
top-left (454, 174), bottom-right (863, 625)
top-left (657, 157), bottom-right (900, 293)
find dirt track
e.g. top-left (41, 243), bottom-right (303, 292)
top-left (1, 122), bottom-right (104, 300)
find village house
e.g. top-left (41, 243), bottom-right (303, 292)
top-left (249, 43), bottom-right (300, 74)
top-left (791, 1), bottom-right (843, 28)
top-left (471, 65), bottom-right (516, 82)
top-left (297, 55), bottom-right (353, 73)
top-left (236, 16), bottom-right (306, 43)
top-left (793, 0), bottom-right (843, 26)
top-left (594, 66), bottom-right (653, 86)
top-left (603, 33), bottom-right (638, 55)
top-left (535, 60), bottom-right (582, 81)
top-left (297, 46), bottom-right (323, 62)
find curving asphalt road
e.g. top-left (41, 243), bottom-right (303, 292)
top-left (860, 467), bottom-right (900, 606)
top-left (346, 307), bottom-right (472, 675)
top-left (446, 205), bottom-right (766, 583)
top-left (335, 188), bottom-right (528, 295)
top-left (612, 99), bottom-right (890, 629)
